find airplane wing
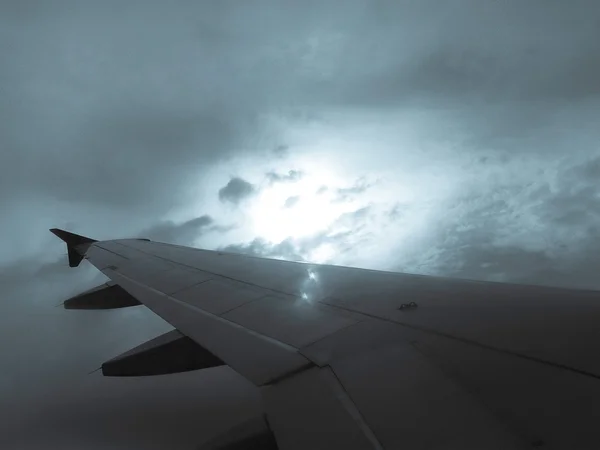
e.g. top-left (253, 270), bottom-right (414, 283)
top-left (51, 228), bottom-right (600, 449)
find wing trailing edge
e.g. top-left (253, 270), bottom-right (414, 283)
top-left (102, 329), bottom-right (225, 377)
top-left (63, 282), bottom-right (142, 309)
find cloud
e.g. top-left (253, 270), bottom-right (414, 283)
top-left (283, 196), bottom-right (300, 208)
top-left (387, 155), bottom-right (600, 289)
top-left (0, 257), bottom-right (73, 304)
top-left (272, 144), bottom-right (290, 158)
top-left (3, 0), bottom-right (600, 258)
top-left (218, 178), bottom-right (256, 205)
top-left (266, 169), bottom-right (303, 184)
top-left (333, 178), bottom-right (372, 202)
top-left (141, 215), bottom-right (215, 246)
top-left (221, 205), bottom-right (374, 263)
top-left (329, 206), bottom-right (371, 230)
top-left (221, 237), bottom-right (304, 262)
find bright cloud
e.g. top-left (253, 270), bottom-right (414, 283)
top-left (249, 173), bottom-right (360, 243)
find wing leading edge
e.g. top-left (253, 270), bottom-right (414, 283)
top-left (51, 228), bottom-right (600, 449)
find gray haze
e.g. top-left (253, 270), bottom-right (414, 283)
top-left (2, 1), bottom-right (600, 448)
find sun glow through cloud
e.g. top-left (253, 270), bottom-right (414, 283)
top-left (249, 170), bottom-right (361, 243)
top-left (196, 120), bottom-right (458, 267)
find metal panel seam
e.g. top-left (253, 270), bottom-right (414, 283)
top-left (166, 278), bottom-right (213, 297)
top-left (94, 243), bottom-right (131, 259)
top-left (217, 293), bottom-right (272, 316)
top-left (298, 320), bottom-right (368, 367)
top-left (409, 340), bottom-right (536, 446)
top-left (116, 242), bottom-right (297, 298)
top-left (320, 299), bottom-right (600, 381)
top-left (106, 269), bottom-right (303, 355)
top-left (324, 366), bottom-right (385, 450)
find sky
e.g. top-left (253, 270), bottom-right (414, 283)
top-left (2, 0), bottom-right (600, 448)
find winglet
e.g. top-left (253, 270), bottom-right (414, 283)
top-left (50, 228), bottom-right (97, 267)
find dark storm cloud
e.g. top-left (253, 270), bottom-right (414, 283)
top-left (0, 1), bottom-right (251, 253)
top-left (218, 177), bottom-right (256, 205)
top-left (2, 49), bottom-right (235, 211)
top-left (142, 215), bottom-right (214, 245)
top-left (3, 0), bottom-right (600, 249)
top-left (33, 109), bottom-right (230, 208)
top-left (335, 0), bottom-right (600, 106)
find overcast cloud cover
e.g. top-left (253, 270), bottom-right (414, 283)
top-left (2, 0), bottom-right (600, 448)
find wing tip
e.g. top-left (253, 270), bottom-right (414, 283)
top-left (50, 228), bottom-right (97, 267)
top-left (49, 228), bottom-right (97, 244)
